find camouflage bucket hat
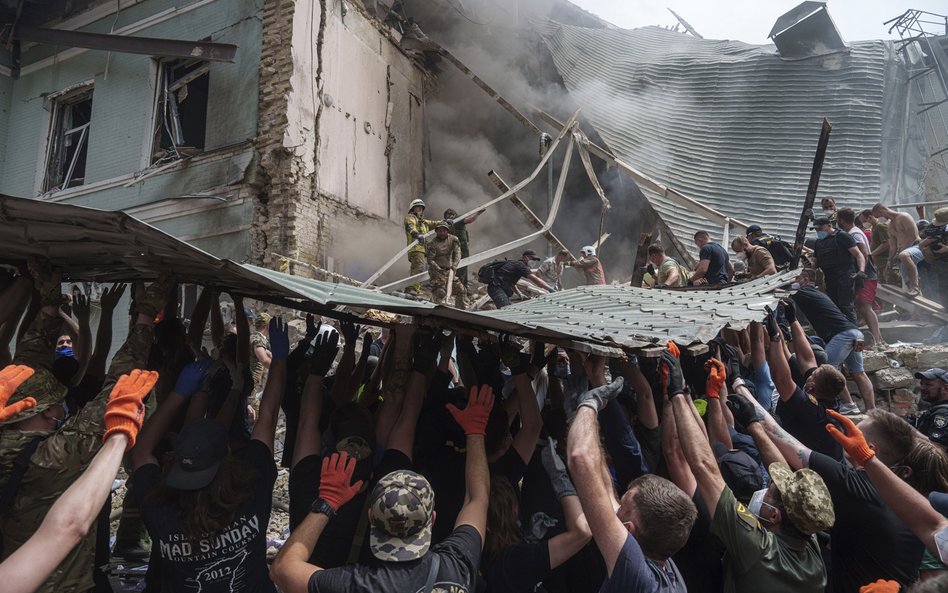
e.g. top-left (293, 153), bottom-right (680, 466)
top-left (1, 368), bottom-right (67, 425)
top-left (768, 462), bottom-right (835, 535)
top-left (369, 470), bottom-right (435, 562)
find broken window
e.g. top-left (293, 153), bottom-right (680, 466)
top-left (43, 87), bottom-right (93, 192)
top-left (152, 59), bottom-right (209, 163)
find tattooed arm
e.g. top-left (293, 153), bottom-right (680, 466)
top-left (733, 386), bottom-right (811, 470)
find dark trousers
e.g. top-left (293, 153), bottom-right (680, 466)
top-left (488, 284), bottom-right (511, 308)
top-left (825, 275), bottom-right (856, 323)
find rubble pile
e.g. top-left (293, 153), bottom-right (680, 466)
top-left (860, 345), bottom-right (948, 417)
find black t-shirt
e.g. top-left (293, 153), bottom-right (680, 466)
top-left (493, 260), bottom-right (533, 293)
top-left (484, 541), bottom-right (552, 593)
top-left (490, 447), bottom-right (529, 488)
top-left (289, 448), bottom-right (412, 569)
top-left (672, 491), bottom-right (724, 593)
top-left (789, 285), bottom-right (857, 342)
top-left (699, 243), bottom-right (730, 285)
top-left (775, 387), bottom-right (843, 461)
top-left (809, 452), bottom-right (924, 592)
top-left (815, 230), bottom-right (857, 276)
top-left (309, 525), bottom-right (482, 593)
top-left (134, 439), bottom-right (278, 593)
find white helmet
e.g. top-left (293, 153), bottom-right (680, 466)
top-left (581, 245), bottom-right (596, 257)
top-left (408, 198), bottom-right (426, 211)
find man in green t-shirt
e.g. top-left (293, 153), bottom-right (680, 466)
top-left (663, 351), bottom-right (833, 593)
top-left (647, 243), bottom-right (688, 287)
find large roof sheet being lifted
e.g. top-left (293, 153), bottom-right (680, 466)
top-left (0, 194), bottom-right (792, 350)
top-left (539, 23), bottom-right (916, 247)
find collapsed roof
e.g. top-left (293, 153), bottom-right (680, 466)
top-left (538, 20), bottom-right (928, 246)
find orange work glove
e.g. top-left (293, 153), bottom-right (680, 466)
top-left (825, 409), bottom-right (875, 466)
top-left (446, 384), bottom-right (495, 436)
top-left (103, 370), bottom-right (159, 449)
top-left (318, 451), bottom-right (364, 511)
top-left (666, 341), bottom-right (681, 358)
top-left (859, 579), bottom-right (900, 593)
top-left (0, 365), bottom-right (36, 423)
top-left (705, 358), bottom-right (726, 399)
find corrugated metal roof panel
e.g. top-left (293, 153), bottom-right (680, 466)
top-left (0, 194), bottom-right (792, 350)
top-left (540, 22), bottom-right (896, 251)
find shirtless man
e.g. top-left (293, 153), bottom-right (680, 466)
top-left (871, 203), bottom-right (922, 296)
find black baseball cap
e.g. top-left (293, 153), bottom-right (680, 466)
top-left (167, 420), bottom-right (229, 490)
top-left (915, 368), bottom-right (948, 382)
top-left (522, 250), bottom-right (541, 261)
top-left (746, 224), bottom-right (762, 235)
top-left (811, 216), bottom-right (832, 228)
top-left (713, 443), bottom-right (763, 503)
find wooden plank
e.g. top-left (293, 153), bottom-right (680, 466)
top-left (487, 170), bottom-right (576, 260)
top-left (877, 284), bottom-right (948, 323)
top-left (629, 232), bottom-right (653, 287)
top-left (790, 118), bottom-right (832, 269)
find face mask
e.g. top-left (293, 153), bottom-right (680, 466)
top-left (816, 230), bottom-right (828, 240)
top-left (823, 207), bottom-right (834, 213)
top-left (55, 346), bottom-right (74, 359)
top-left (553, 364), bottom-right (571, 379)
top-left (747, 488), bottom-right (767, 518)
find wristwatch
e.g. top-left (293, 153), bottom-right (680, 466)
top-left (310, 498), bottom-right (336, 519)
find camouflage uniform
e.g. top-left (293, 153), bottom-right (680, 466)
top-left (249, 330), bottom-right (270, 393)
top-left (404, 213), bottom-right (438, 294)
top-left (426, 234), bottom-right (466, 308)
top-left (446, 217), bottom-right (471, 286)
top-left (0, 322), bottom-right (154, 593)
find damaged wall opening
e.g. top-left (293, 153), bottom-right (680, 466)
top-left (152, 59), bottom-right (209, 163)
top-left (43, 86), bottom-right (93, 193)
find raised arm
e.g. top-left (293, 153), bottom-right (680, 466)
top-left (541, 438), bottom-right (592, 568)
top-left (291, 330), bottom-right (337, 468)
top-left (510, 363), bottom-right (543, 465)
top-left (251, 316), bottom-right (288, 453)
top-left (664, 352), bottom-right (726, 518)
top-left (731, 389), bottom-right (811, 470)
top-left (781, 299), bottom-right (817, 372)
top-left (449, 385), bottom-right (494, 544)
top-left (764, 308), bottom-right (798, 401)
top-left (662, 403), bottom-right (697, 498)
top-left (88, 283), bottom-right (126, 378)
top-left (186, 286), bottom-right (214, 356)
top-left (270, 452), bottom-right (364, 593)
top-left (705, 359), bottom-right (733, 449)
top-left (615, 355), bottom-right (659, 430)
top-left (567, 379), bottom-right (627, 575)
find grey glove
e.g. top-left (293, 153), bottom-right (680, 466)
top-left (575, 377), bottom-right (625, 413)
top-left (541, 437), bottom-right (576, 499)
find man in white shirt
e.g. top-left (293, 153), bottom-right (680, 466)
top-left (536, 249), bottom-right (570, 291)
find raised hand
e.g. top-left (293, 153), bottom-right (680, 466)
top-left (104, 369), bottom-right (160, 449)
top-left (446, 384), bottom-right (495, 436)
top-left (575, 377), bottom-right (625, 413)
top-left (0, 365), bottom-right (36, 423)
top-left (660, 350), bottom-right (686, 398)
top-left (309, 330), bottom-right (340, 376)
top-left (99, 283), bottom-right (128, 313)
top-left (705, 358), bottom-right (727, 399)
top-left (269, 316), bottom-right (290, 360)
top-left (825, 409), bottom-right (875, 465)
top-left (173, 359), bottom-right (213, 399)
top-left (318, 451), bottom-right (364, 511)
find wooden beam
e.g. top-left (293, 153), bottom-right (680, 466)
top-left (629, 232), bottom-right (653, 287)
top-left (487, 170), bottom-right (576, 259)
top-left (877, 284), bottom-right (948, 323)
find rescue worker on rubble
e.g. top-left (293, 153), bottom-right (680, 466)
top-left (567, 245), bottom-right (606, 285)
top-left (730, 235), bottom-right (777, 279)
top-left (427, 220), bottom-right (466, 308)
top-left (444, 207), bottom-right (485, 287)
top-left (404, 199), bottom-right (440, 296)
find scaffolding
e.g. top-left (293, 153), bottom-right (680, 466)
top-left (886, 9), bottom-right (948, 207)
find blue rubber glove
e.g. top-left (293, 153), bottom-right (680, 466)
top-left (174, 359), bottom-right (212, 399)
top-left (269, 316), bottom-right (290, 360)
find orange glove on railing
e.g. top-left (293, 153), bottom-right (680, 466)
top-left (318, 452), bottom-right (364, 511)
top-left (666, 341), bottom-right (681, 358)
top-left (825, 409), bottom-right (875, 466)
top-left (103, 370), bottom-right (159, 449)
top-left (447, 384), bottom-right (495, 436)
top-left (859, 579), bottom-right (900, 593)
top-left (0, 365), bottom-right (36, 423)
top-left (705, 358), bottom-right (726, 399)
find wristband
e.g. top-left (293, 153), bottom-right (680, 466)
top-left (310, 498), bottom-right (337, 519)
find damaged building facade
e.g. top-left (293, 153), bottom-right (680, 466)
top-left (0, 0), bottom-right (427, 281)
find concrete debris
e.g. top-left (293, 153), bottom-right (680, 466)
top-left (869, 367), bottom-right (914, 390)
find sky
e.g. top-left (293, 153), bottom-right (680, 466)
top-left (568, 1), bottom-right (947, 44)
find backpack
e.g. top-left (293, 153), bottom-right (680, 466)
top-left (752, 233), bottom-right (794, 266)
top-left (477, 260), bottom-right (506, 284)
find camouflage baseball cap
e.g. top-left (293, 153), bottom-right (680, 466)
top-left (368, 470), bottom-right (435, 562)
top-left (768, 462), bottom-right (835, 535)
top-left (1, 368), bottom-right (67, 425)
